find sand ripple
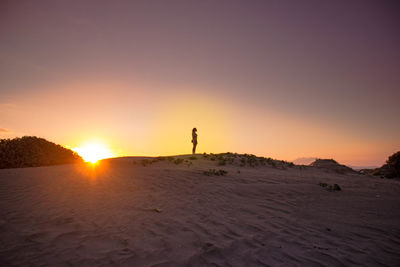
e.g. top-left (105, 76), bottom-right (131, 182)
top-left (0, 159), bottom-right (399, 266)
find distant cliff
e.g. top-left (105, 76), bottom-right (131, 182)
top-left (0, 136), bottom-right (83, 169)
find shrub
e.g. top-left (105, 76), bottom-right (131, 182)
top-left (0, 136), bottom-right (83, 169)
top-left (218, 159), bottom-right (226, 166)
top-left (333, 184), bottom-right (341, 191)
top-left (174, 158), bottom-right (184, 165)
top-left (217, 169), bottom-right (228, 175)
top-left (318, 182), bottom-right (328, 187)
top-left (203, 169), bottom-right (228, 176)
top-left (386, 151), bottom-right (400, 178)
top-left (319, 182), bottom-right (342, 192)
top-left (141, 159), bottom-right (150, 166)
top-left (245, 154), bottom-right (259, 167)
top-left (189, 156), bottom-right (197, 160)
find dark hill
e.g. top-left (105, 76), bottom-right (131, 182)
top-left (310, 159), bottom-right (356, 174)
top-left (371, 151), bottom-right (400, 178)
top-left (0, 136), bottom-right (83, 169)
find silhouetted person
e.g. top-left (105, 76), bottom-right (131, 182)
top-left (192, 128), bottom-right (198, 154)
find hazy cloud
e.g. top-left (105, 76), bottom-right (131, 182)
top-left (0, 128), bottom-right (10, 133)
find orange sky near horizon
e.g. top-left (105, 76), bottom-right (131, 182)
top-left (0, 79), bottom-right (398, 167)
top-left (1, 1), bottom-right (399, 167)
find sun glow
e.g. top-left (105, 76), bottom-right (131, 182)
top-left (73, 142), bottom-right (115, 163)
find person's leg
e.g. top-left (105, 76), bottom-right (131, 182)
top-left (192, 143), bottom-right (197, 154)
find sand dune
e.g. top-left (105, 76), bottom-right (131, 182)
top-left (0, 154), bottom-right (399, 266)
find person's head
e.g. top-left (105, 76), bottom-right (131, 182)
top-left (192, 127), bottom-right (197, 133)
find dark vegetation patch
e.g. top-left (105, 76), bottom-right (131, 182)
top-left (153, 156), bottom-right (166, 162)
top-left (138, 152), bottom-right (296, 170)
top-left (174, 158), bottom-right (184, 165)
top-left (370, 151), bottom-right (400, 178)
top-left (140, 156), bottom-right (166, 166)
top-left (0, 136), bottom-right (83, 169)
top-left (318, 182), bottom-right (342, 192)
top-left (139, 156), bottom-right (194, 167)
top-left (141, 159), bottom-right (150, 167)
top-left (203, 152), bottom-right (293, 169)
top-left (318, 182), bottom-right (328, 187)
top-left (218, 158), bottom-right (226, 166)
top-left (203, 169), bottom-right (228, 176)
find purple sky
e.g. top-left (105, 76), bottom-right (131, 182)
top-left (0, 0), bottom-right (399, 166)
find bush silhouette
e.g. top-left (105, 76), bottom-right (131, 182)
top-left (318, 182), bottom-right (342, 192)
top-left (141, 159), bottom-right (150, 166)
top-left (386, 151), bottom-right (400, 178)
top-left (218, 158), bottom-right (226, 166)
top-left (174, 158), bottom-right (184, 165)
top-left (318, 182), bottom-right (328, 187)
top-left (333, 184), bottom-right (341, 191)
top-left (0, 136), bottom-right (83, 169)
top-left (203, 169), bottom-right (228, 176)
top-left (370, 151), bottom-right (400, 178)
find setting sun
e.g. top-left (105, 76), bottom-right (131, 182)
top-left (73, 142), bottom-right (115, 163)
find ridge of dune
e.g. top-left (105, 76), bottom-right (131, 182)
top-left (0, 153), bottom-right (399, 266)
top-left (309, 158), bottom-right (357, 174)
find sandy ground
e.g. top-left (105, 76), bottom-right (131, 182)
top-left (0, 155), bottom-right (399, 266)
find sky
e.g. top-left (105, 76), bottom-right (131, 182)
top-left (0, 0), bottom-right (399, 166)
